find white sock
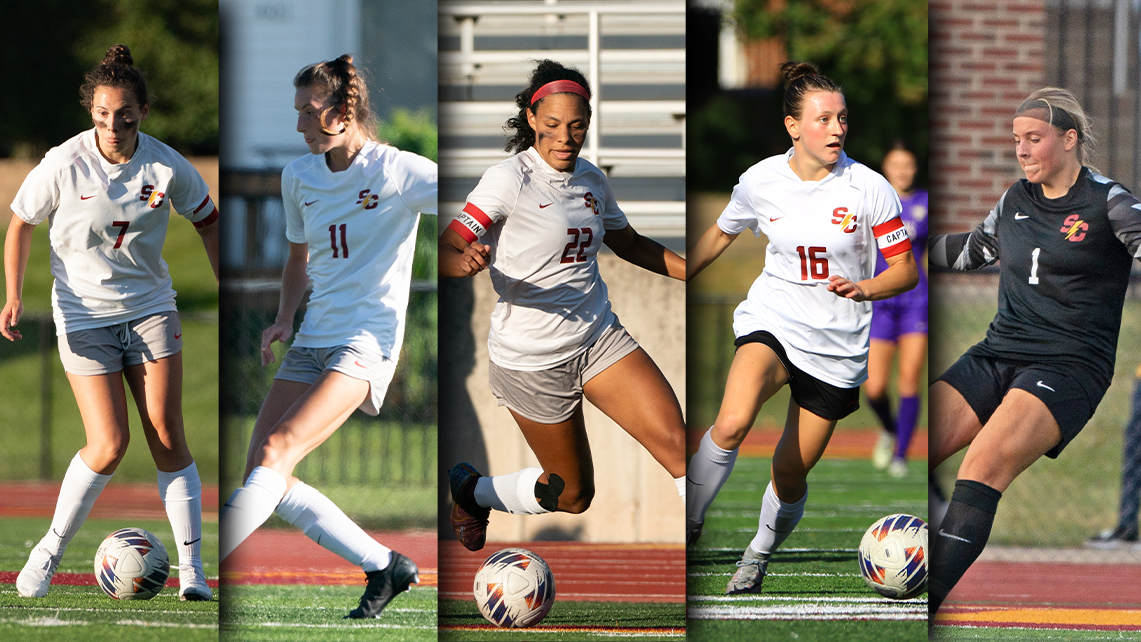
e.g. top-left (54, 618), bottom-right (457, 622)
top-left (748, 481), bottom-right (807, 555)
top-left (40, 452), bottom-right (112, 554)
top-left (473, 467), bottom-right (547, 515)
top-left (275, 481), bottom-right (392, 572)
top-left (686, 428), bottom-right (738, 524)
top-left (157, 462), bottom-right (204, 577)
top-left (219, 466), bottom-right (286, 561)
top-left (674, 476), bottom-right (685, 502)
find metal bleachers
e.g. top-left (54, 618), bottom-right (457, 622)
top-left (439, 0), bottom-right (686, 239)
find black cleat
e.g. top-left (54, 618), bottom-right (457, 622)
top-left (1087, 524), bottom-right (1139, 548)
top-left (686, 519), bottom-right (703, 546)
top-left (345, 552), bottom-right (420, 619)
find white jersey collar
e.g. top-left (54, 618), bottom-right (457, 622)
top-left (782, 147), bottom-right (848, 188)
top-left (523, 146), bottom-right (580, 184)
top-left (85, 128), bottom-right (150, 181)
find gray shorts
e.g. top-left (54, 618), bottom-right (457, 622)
top-left (275, 344), bottom-right (396, 416)
top-left (488, 319), bottom-right (641, 424)
top-left (57, 311), bottom-right (182, 376)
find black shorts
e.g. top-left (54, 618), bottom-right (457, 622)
top-left (937, 354), bottom-right (1107, 458)
top-left (734, 330), bottom-right (861, 421)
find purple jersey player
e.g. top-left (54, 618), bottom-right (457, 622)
top-left (867, 143), bottom-right (928, 477)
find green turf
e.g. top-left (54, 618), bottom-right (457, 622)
top-left (933, 625), bottom-right (1141, 640)
top-left (687, 456), bottom-right (927, 641)
top-left (0, 516), bottom-right (218, 639)
top-left (220, 583), bottom-right (436, 641)
top-left (439, 599), bottom-right (685, 641)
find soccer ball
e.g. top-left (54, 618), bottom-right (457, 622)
top-left (857, 514), bottom-right (928, 599)
top-left (472, 547), bottom-right (556, 627)
top-left (93, 528), bottom-right (170, 600)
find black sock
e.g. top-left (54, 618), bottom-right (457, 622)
top-left (930, 479), bottom-right (1002, 615)
top-left (867, 396), bottom-right (896, 434)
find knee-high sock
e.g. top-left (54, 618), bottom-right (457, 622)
top-left (275, 481), bottom-right (392, 572)
top-left (867, 396), bottom-right (896, 435)
top-left (674, 476), bottom-right (685, 502)
top-left (686, 428), bottom-right (738, 524)
top-left (748, 481), bottom-right (807, 555)
top-left (894, 396), bottom-right (921, 459)
top-left (157, 462), bottom-right (203, 575)
top-left (473, 467), bottom-right (548, 515)
top-left (220, 466), bottom-right (287, 561)
top-left (40, 452), bottom-right (112, 554)
top-left (930, 479), bottom-right (1002, 614)
top-left (1119, 379), bottom-right (1141, 528)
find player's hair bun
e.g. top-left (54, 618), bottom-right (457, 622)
top-left (780, 61), bottom-right (819, 85)
top-left (102, 44), bottom-right (134, 67)
top-left (779, 61), bottom-right (843, 120)
top-left (80, 44), bottom-right (151, 110)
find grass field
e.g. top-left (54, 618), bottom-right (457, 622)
top-left (936, 626), bottom-right (1141, 640)
top-left (439, 599), bottom-right (685, 641)
top-left (0, 515), bottom-right (218, 639)
top-left (686, 457), bottom-right (928, 641)
top-left (221, 584), bottom-right (437, 641)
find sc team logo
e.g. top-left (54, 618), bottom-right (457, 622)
top-left (356, 189), bottom-right (380, 210)
top-left (139, 185), bottom-right (166, 209)
top-left (1060, 214), bottom-right (1088, 242)
top-left (831, 207), bottom-right (857, 233)
top-left (583, 192), bottom-right (601, 217)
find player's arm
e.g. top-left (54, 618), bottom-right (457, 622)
top-left (194, 213), bottom-right (220, 282)
top-left (260, 242), bottom-right (309, 365)
top-left (602, 224), bottom-right (685, 281)
top-left (1108, 184), bottom-right (1141, 260)
top-left (686, 222), bottom-right (739, 281)
top-left (929, 207), bottom-right (1000, 271)
top-left (439, 226), bottom-right (491, 278)
top-left (828, 250), bottom-right (918, 302)
top-left (1, 216), bottom-right (35, 341)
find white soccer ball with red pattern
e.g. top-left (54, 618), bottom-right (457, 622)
top-left (858, 514), bottom-right (928, 599)
top-left (472, 547), bottom-right (555, 627)
top-left (93, 527), bottom-right (169, 600)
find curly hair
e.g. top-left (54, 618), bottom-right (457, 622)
top-left (504, 60), bottom-right (592, 154)
top-left (294, 54), bottom-right (379, 140)
top-left (780, 61), bottom-right (843, 120)
top-left (80, 44), bottom-right (152, 110)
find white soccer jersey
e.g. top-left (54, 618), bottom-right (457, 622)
top-left (282, 141), bottom-right (437, 360)
top-left (11, 129), bottom-right (217, 335)
top-left (449, 147), bottom-right (629, 370)
top-left (720, 149), bottom-right (911, 387)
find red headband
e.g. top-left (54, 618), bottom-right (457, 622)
top-left (530, 80), bottom-right (590, 106)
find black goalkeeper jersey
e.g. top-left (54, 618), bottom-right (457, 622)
top-left (930, 167), bottom-right (1141, 394)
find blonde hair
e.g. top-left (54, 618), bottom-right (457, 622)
top-left (1017, 87), bottom-right (1097, 171)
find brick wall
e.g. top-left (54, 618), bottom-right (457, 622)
top-left (930, 0), bottom-right (1047, 232)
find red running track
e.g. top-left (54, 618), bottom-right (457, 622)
top-left (0, 482), bottom-right (219, 521)
top-left (439, 540), bottom-right (685, 603)
top-left (686, 427), bottom-right (928, 459)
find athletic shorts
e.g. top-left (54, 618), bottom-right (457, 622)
top-left (869, 296), bottom-right (928, 342)
top-left (58, 311), bottom-right (182, 376)
top-left (275, 344), bottom-right (396, 416)
top-left (937, 354), bottom-right (1107, 458)
top-left (488, 319), bottom-right (641, 424)
top-left (734, 330), bottom-right (861, 421)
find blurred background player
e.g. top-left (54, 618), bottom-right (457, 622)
top-left (1088, 362), bottom-right (1141, 546)
top-left (684, 62), bottom-right (918, 594)
top-left (2, 44), bottom-right (218, 601)
top-left (868, 141), bottom-right (929, 478)
top-left (440, 59), bottom-right (686, 551)
top-left (219, 55), bottom-right (436, 619)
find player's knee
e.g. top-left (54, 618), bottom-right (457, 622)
top-left (86, 434), bottom-right (129, 471)
top-left (771, 459), bottom-right (808, 493)
top-left (711, 418), bottom-right (750, 449)
top-left (549, 476), bottom-right (593, 514)
top-left (559, 487), bottom-right (594, 514)
top-left (864, 381), bottom-right (887, 401)
top-left (258, 432), bottom-right (296, 470)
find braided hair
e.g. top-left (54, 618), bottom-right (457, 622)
top-left (294, 54), bottom-right (379, 140)
top-left (80, 44), bottom-right (152, 110)
top-left (504, 59), bottom-right (592, 154)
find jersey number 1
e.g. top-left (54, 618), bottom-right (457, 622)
top-left (796, 246), bottom-right (828, 280)
top-left (329, 224), bottom-right (349, 259)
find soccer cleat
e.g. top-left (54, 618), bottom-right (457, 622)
top-left (887, 457), bottom-right (908, 479)
top-left (345, 552), bottom-right (420, 619)
top-left (17, 546), bottom-right (62, 598)
top-left (449, 462), bottom-right (491, 551)
top-left (1086, 524), bottom-right (1139, 549)
top-left (686, 519), bottom-right (703, 546)
top-left (178, 564), bottom-right (213, 601)
top-left (872, 431), bottom-right (895, 470)
top-left (725, 547), bottom-right (770, 595)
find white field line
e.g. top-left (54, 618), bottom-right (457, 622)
top-left (688, 571), bottom-right (857, 578)
top-left (0, 605), bottom-right (215, 616)
top-left (698, 547), bottom-right (858, 553)
top-left (250, 622), bottom-right (437, 629)
top-left (441, 626), bottom-right (685, 638)
top-left (688, 603), bottom-right (926, 621)
top-left (0, 616), bottom-right (216, 629)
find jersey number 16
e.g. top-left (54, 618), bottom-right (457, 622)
top-left (796, 246), bottom-right (828, 280)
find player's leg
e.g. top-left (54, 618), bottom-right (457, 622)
top-left (889, 332), bottom-right (928, 476)
top-left (687, 342), bottom-right (789, 543)
top-left (930, 389), bottom-right (1062, 615)
top-left (929, 381), bottom-right (984, 468)
top-left (221, 370), bottom-right (368, 561)
top-left (866, 338), bottom-right (897, 469)
top-left (18, 371), bottom-right (130, 597)
top-left (1096, 375), bottom-right (1141, 543)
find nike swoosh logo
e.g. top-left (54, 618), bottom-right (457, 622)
top-left (770, 217), bottom-right (784, 222)
top-left (174, 333), bottom-right (182, 340)
top-left (939, 529), bottom-right (972, 543)
top-left (355, 360), bottom-right (367, 368)
top-left (222, 502), bottom-right (234, 509)
top-left (1015, 213), bottom-right (1029, 220)
top-left (539, 203), bottom-right (553, 209)
top-left (80, 195), bottom-right (97, 200)
top-left (766, 525), bottom-right (793, 534)
top-left (183, 538), bottom-right (201, 546)
top-left (304, 200), bottom-right (318, 206)
top-left (1037, 381), bottom-right (1055, 392)
top-left (686, 476), bottom-right (703, 487)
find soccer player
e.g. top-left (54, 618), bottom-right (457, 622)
top-left (927, 88), bottom-right (1141, 614)
top-left (684, 62), bottom-right (919, 595)
top-left (218, 55), bottom-right (436, 619)
top-left (2, 45), bottom-right (218, 601)
top-left (440, 59), bottom-right (686, 551)
top-left (868, 142), bottom-right (929, 478)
